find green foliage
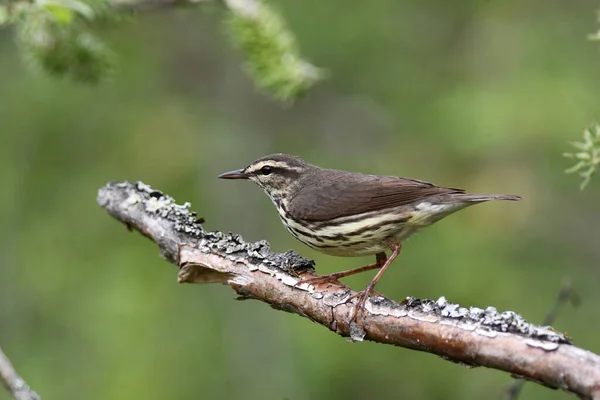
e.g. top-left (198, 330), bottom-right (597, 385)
top-left (14, 0), bottom-right (113, 83)
top-left (0, 1), bottom-right (30, 26)
top-left (0, 0), bottom-right (113, 83)
top-left (225, 0), bottom-right (325, 102)
top-left (3, 2), bottom-right (600, 400)
top-left (1, 0), bottom-right (323, 101)
top-left (564, 124), bottom-right (600, 190)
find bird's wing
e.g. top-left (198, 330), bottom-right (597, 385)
top-left (288, 171), bottom-right (464, 221)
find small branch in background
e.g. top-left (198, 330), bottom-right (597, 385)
top-left (504, 280), bottom-right (580, 400)
top-left (564, 124), bottom-right (600, 190)
top-left (97, 181), bottom-right (600, 400)
top-left (588, 10), bottom-right (600, 42)
top-left (224, 0), bottom-right (325, 102)
top-left (107, 0), bottom-right (210, 12)
top-left (0, 0), bottom-right (323, 101)
top-left (540, 280), bottom-right (580, 327)
top-left (0, 346), bottom-right (41, 400)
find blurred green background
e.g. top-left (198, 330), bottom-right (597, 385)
top-left (2, 0), bottom-right (600, 399)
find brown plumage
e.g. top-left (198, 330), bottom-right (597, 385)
top-left (219, 153), bottom-right (522, 322)
top-left (288, 172), bottom-right (465, 221)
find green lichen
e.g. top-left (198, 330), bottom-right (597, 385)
top-left (225, 0), bottom-right (325, 102)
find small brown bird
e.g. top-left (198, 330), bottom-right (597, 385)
top-left (219, 154), bottom-right (521, 321)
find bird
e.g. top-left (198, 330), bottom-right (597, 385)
top-left (218, 153), bottom-right (522, 322)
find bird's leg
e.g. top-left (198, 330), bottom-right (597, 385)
top-left (349, 240), bottom-right (402, 323)
top-left (296, 252), bottom-right (388, 287)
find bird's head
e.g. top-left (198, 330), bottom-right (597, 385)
top-left (218, 154), bottom-right (312, 201)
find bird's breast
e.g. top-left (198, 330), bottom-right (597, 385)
top-left (275, 208), bottom-right (418, 256)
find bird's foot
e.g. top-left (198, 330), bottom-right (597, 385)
top-left (347, 287), bottom-right (385, 323)
top-left (295, 272), bottom-right (346, 287)
top-left (295, 262), bottom-right (383, 288)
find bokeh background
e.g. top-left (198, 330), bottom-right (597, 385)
top-left (2, 1), bottom-right (600, 399)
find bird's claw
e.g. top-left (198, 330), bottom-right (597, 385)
top-left (295, 273), bottom-right (344, 287)
top-left (348, 287), bottom-right (385, 323)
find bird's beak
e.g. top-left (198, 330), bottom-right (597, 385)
top-left (218, 169), bottom-right (250, 180)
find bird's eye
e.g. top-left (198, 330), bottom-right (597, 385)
top-left (260, 165), bottom-right (273, 175)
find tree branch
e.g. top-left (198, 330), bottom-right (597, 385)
top-left (505, 281), bottom-right (580, 400)
top-left (0, 346), bottom-right (40, 400)
top-left (97, 181), bottom-right (600, 400)
top-left (106, 0), bottom-right (209, 13)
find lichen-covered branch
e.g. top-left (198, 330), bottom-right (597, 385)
top-left (504, 281), bottom-right (580, 399)
top-left (97, 181), bottom-right (600, 400)
top-left (0, 346), bottom-right (40, 400)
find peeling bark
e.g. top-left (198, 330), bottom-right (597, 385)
top-left (98, 181), bottom-right (600, 400)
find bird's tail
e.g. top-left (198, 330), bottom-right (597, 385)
top-left (450, 193), bottom-right (522, 203)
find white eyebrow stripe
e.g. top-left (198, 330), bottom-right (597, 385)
top-left (248, 161), bottom-right (301, 172)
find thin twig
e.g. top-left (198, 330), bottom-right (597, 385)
top-left (541, 281), bottom-right (580, 326)
top-left (97, 181), bottom-right (600, 400)
top-left (0, 346), bottom-right (40, 400)
top-left (107, 0), bottom-right (210, 12)
top-left (504, 280), bottom-right (580, 400)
